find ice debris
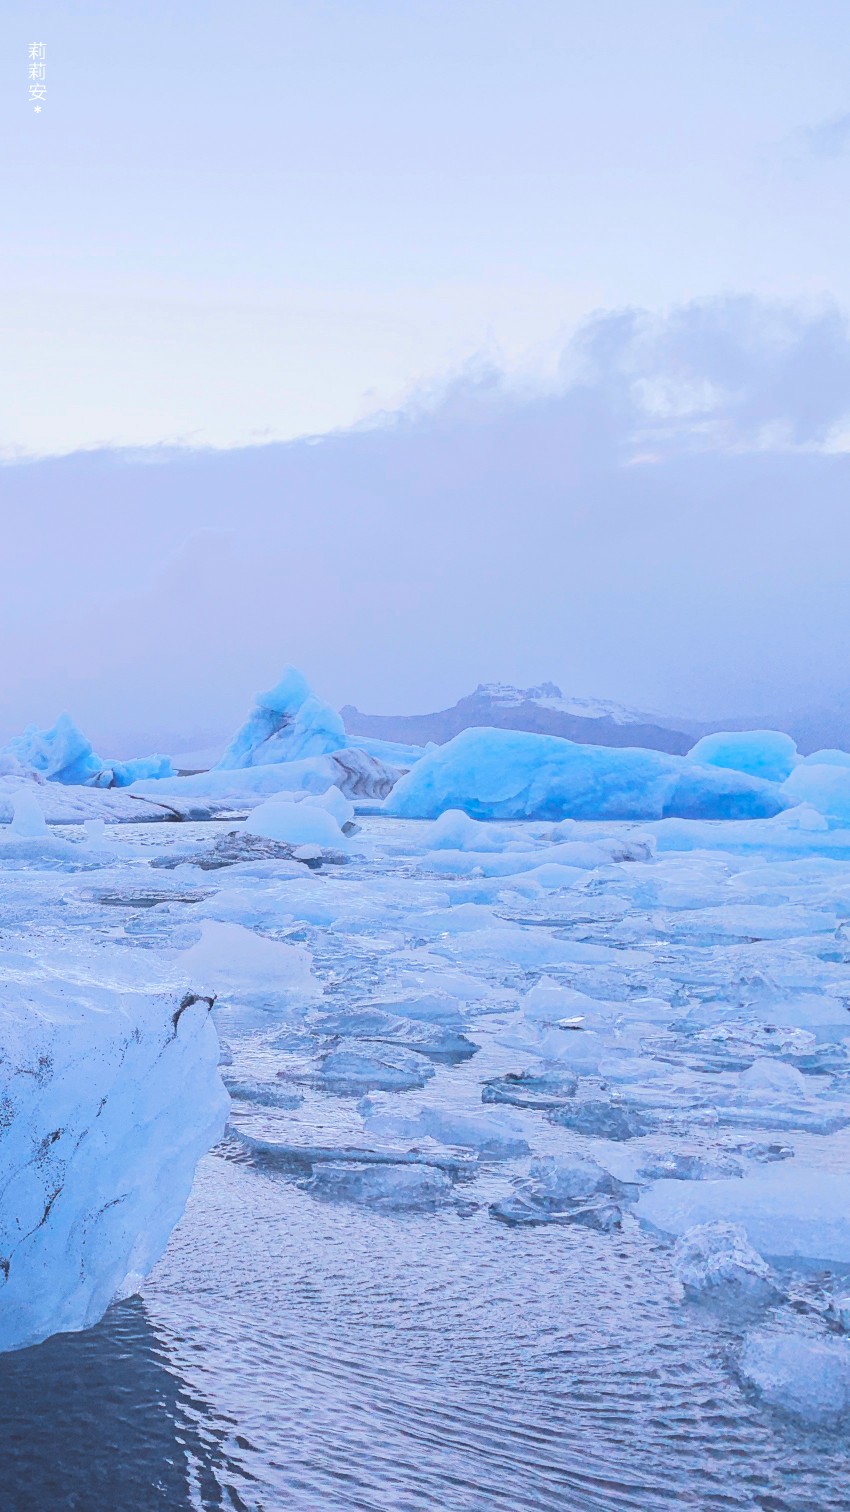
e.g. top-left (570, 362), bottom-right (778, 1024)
top-left (490, 1154), bottom-right (632, 1229)
top-left (671, 1221), bottom-right (781, 1309)
top-left (739, 1329), bottom-right (850, 1424)
top-left (304, 1162), bottom-right (454, 1212)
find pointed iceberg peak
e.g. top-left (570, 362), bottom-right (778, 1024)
top-left (215, 666), bottom-right (346, 770)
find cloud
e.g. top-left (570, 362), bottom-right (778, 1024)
top-left (2, 294), bottom-right (850, 746)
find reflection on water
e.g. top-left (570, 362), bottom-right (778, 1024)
top-left (0, 1297), bottom-right (251, 1512)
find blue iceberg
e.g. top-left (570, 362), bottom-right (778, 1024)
top-left (215, 667), bottom-right (346, 770)
top-left (383, 727), bottom-right (791, 822)
top-left (1, 715), bottom-right (174, 788)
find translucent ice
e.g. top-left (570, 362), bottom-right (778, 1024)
top-left (490, 1154), bottom-right (630, 1229)
top-left (305, 1161), bottom-right (454, 1212)
top-left (215, 667), bottom-right (346, 769)
top-left (671, 1221), bottom-right (780, 1309)
top-left (0, 948), bottom-right (227, 1353)
top-left (740, 1330), bottom-right (850, 1424)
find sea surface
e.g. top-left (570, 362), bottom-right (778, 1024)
top-left (2, 816), bottom-right (850, 1510)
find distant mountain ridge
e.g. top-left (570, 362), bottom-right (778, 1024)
top-left (341, 682), bottom-right (694, 755)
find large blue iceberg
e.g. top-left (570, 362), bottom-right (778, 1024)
top-left (215, 667), bottom-right (346, 770)
top-left (1, 714), bottom-right (173, 788)
top-left (383, 727), bottom-right (792, 822)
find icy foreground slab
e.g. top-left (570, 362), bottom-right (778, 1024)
top-left (0, 949), bottom-right (228, 1353)
top-left (384, 727), bottom-right (792, 821)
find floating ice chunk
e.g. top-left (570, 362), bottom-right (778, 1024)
top-left (520, 978), bottom-right (606, 1025)
top-left (490, 1154), bottom-right (630, 1229)
top-left (671, 1222), bottom-right (780, 1309)
top-left (178, 920), bottom-right (320, 999)
top-left (305, 1161), bottom-right (454, 1212)
top-left (313, 1045), bottom-right (435, 1094)
top-left (739, 1330), bottom-right (850, 1424)
top-left (10, 788), bottom-right (48, 837)
top-left (244, 796), bottom-right (349, 850)
top-left (384, 728), bottom-right (790, 822)
top-left (482, 1068), bottom-right (579, 1109)
top-left (224, 1078), bottom-right (304, 1110)
top-left (737, 1058), bottom-right (811, 1101)
top-left (781, 763), bottom-right (850, 822)
top-left (133, 747), bottom-right (398, 804)
top-left (314, 1006), bottom-right (475, 1063)
top-left (687, 731), bottom-right (799, 785)
top-left (306, 784), bottom-right (355, 829)
top-left (495, 1021), bottom-right (604, 1075)
top-left (638, 1151), bottom-right (744, 1181)
top-left (637, 1167), bottom-right (850, 1264)
top-left (215, 667), bottom-right (345, 769)
top-left (370, 992), bottom-right (469, 1024)
top-left (0, 951), bottom-right (227, 1352)
top-left (361, 1100), bottom-right (529, 1158)
top-left (548, 1097), bottom-right (654, 1141)
top-left (425, 809), bottom-right (519, 852)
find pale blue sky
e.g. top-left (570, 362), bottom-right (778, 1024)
top-left (2, 3), bottom-right (850, 743)
top-left (3, 1), bottom-right (850, 454)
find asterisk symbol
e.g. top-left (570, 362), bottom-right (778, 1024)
top-left (34, 105), bottom-right (41, 113)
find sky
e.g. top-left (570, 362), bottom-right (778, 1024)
top-left (2, 2), bottom-right (850, 748)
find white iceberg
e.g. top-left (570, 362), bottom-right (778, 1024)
top-left (0, 947), bottom-right (228, 1353)
top-left (215, 667), bottom-right (345, 770)
top-left (383, 728), bottom-right (791, 822)
top-left (244, 794), bottom-right (350, 850)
